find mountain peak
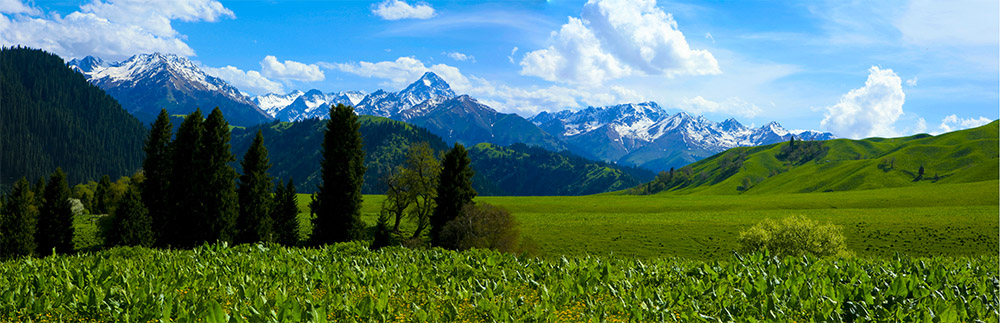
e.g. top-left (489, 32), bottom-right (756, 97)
top-left (402, 71), bottom-right (454, 96)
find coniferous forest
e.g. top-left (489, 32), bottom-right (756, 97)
top-left (0, 47), bottom-right (146, 189)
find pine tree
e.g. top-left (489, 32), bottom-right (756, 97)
top-left (237, 130), bottom-right (274, 244)
top-left (201, 107), bottom-right (239, 244)
top-left (272, 179), bottom-right (300, 246)
top-left (93, 175), bottom-right (112, 214)
top-left (1, 177), bottom-right (38, 259)
top-left (310, 104), bottom-right (366, 245)
top-left (106, 187), bottom-right (153, 247)
top-left (167, 109), bottom-right (204, 247)
top-left (371, 211), bottom-right (392, 250)
top-left (36, 168), bottom-right (75, 255)
top-left (143, 109), bottom-right (173, 247)
top-left (430, 143), bottom-right (477, 247)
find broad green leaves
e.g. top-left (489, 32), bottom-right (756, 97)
top-left (0, 242), bottom-right (995, 322)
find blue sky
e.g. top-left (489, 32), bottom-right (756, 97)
top-left (2, 0), bottom-right (997, 138)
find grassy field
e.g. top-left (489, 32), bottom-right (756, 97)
top-left (286, 180), bottom-right (999, 260)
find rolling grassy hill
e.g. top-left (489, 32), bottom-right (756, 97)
top-left (630, 121), bottom-right (999, 195)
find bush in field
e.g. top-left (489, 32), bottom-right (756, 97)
top-left (439, 203), bottom-right (520, 253)
top-left (737, 215), bottom-right (849, 257)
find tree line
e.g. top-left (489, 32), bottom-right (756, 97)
top-left (0, 103), bottom-right (514, 259)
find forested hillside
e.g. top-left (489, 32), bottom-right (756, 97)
top-left (630, 121), bottom-right (999, 195)
top-left (231, 116), bottom-right (651, 195)
top-left (469, 143), bottom-right (653, 195)
top-left (230, 116), bottom-right (450, 195)
top-left (0, 47), bottom-right (146, 189)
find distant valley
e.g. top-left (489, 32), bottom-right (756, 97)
top-left (68, 52), bottom-right (836, 172)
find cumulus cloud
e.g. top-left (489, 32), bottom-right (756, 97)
top-left (519, 0), bottom-right (719, 86)
top-left (0, 0), bottom-right (232, 60)
top-left (327, 56), bottom-right (643, 115)
top-left (680, 96), bottom-right (762, 118)
top-left (326, 56), bottom-right (469, 91)
top-left (260, 56), bottom-right (324, 82)
top-left (0, 0), bottom-right (39, 15)
top-left (939, 114), bottom-right (992, 133)
top-left (372, 0), bottom-right (434, 20)
top-left (905, 77), bottom-right (918, 87)
top-left (821, 66), bottom-right (906, 139)
top-left (202, 65), bottom-right (284, 96)
top-left (445, 51), bottom-right (474, 62)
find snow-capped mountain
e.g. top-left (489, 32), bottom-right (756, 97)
top-left (253, 89), bottom-right (366, 122)
top-left (354, 72), bottom-right (456, 117)
top-left (252, 90), bottom-right (304, 116)
top-left (68, 53), bottom-right (272, 126)
top-left (531, 103), bottom-right (835, 171)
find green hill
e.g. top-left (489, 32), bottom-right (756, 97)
top-left (232, 116), bottom-right (651, 196)
top-left (0, 47), bottom-right (146, 189)
top-left (629, 121), bottom-right (999, 195)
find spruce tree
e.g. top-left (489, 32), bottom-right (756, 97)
top-left (143, 109), bottom-right (173, 247)
top-left (93, 175), bottom-right (112, 214)
top-left (371, 211), bottom-right (392, 250)
top-left (272, 179), bottom-right (300, 246)
top-left (36, 168), bottom-right (75, 255)
top-left (201, 108), bottom-right (239, 244)
top-left (237, 130), bottom-right (274, 244)
top-left (430, 143), bottom-right (477, 247)
top-left (310, 104), bottom-right (366, 245)
top-left (1, 177), bottom-right (38, 259)
top-left (167, 109), bottom-right (204, 247)
top-left (106, 187), bottom-right (153, 247)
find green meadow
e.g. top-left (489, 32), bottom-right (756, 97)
top-left (287, 179), bottom-right (999, 260)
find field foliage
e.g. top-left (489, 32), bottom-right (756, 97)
top-left (2, 243), bottom-right (996, 322)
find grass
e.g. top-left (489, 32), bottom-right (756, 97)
top-left (284, 180), bottom-right (999, 260)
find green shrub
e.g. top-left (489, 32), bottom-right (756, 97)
top-left (440, 203), bottom-right (520, 253)
top-left (737, 215), bottom-right (850, 257)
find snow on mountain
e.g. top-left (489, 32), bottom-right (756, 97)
top-left (532, 104), bottom-right (836, 170)
top-left (355, 72), bottom-right (456, 117)
top-left (262, 89), bottom-right (367, 121)
top-left (67, 53), bottom-right (272, 126)
top-left (253, 90), bottom-right (304, 116)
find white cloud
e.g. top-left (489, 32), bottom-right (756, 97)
top-left (260, 56), bottom-right (324, 82)
top-left (519, 0), bottom-right (719, 86)
top-left (905, 77), bottom-right (918, 87)
top-left (327, 56), bottom-right (470, 91)
top-left (0, 0), bottom-right (232, 60)
top-left (0, 0), bottom-right (39, 15)
top-left (328, 56), bottom-right (642, 116)
top-left (821, 66), bottom-right (906, 139)
top-left (202, 65), bottom-right (284, 96)
top-left (372, 0), bottom-right (434, 20)
top-left (705, 32), bottom-right (715, 43)
top-left (445, 51), bottom-right (474, 62)
top-left (939, 114), bottom-right (992, 133)
top-left (508, 46), bottom-right (518, 64)
top-left (680, 96), bottom-right (762, 118)
top-left (895, 0), bottom-right (999, 47)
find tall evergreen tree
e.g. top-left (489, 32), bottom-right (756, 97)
top-left (93, 175), bottom-right (112, 214)
top-left (143, 109), bottom-right (173, 247)
top-left (167, 109), bottom-right (205, 247)
top-left (237, 130), bottom-right (274, 244)
top-left (1, 177), bottom-right (38, 259)
top-left (201, 108), bottom-right (239, 244)
top-left (106, 187), bottom-right (153, 248)
top-left (430, 143), bottom-right (477, 247)
top-left (310, 104), bottom-right (366, 244)
top-left (272, 179), bottom-right (300, 246)
top-left (36, 168), bottom-right (75, 255)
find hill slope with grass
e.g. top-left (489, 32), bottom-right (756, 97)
top-left (629, 121), bottom-right (999, 195)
